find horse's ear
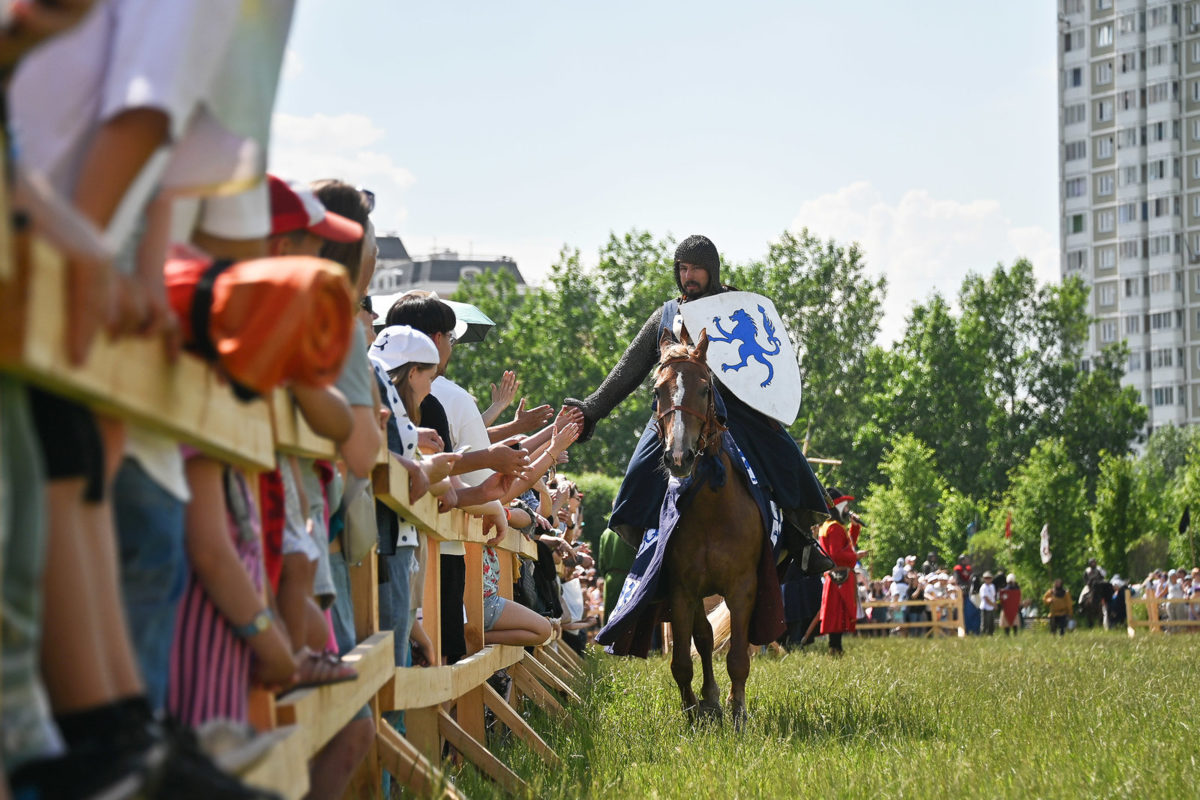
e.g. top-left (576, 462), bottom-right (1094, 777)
top-left (659, 327), bottom-right (678, 356)
top-left (693, 327), bottom-right (709, 361)
top-left (678, 323), bottom-right (692, 346)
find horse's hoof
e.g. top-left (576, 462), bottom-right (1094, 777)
top-left (697, 701), bottom-right (723, 724)
top-left (731, 706), bottom-right (747, 732)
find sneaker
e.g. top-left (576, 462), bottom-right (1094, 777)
top-left (141, 718), bottom-right (285, 800)
top-left (8, 746), bottom-right (147, 800)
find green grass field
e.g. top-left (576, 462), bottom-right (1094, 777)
top-left (453, 631), bottom-right (1200, 799)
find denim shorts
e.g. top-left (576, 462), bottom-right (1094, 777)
top-left (483, 594), bottom-right (507, 632)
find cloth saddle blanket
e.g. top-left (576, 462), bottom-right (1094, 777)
top-left (596, 432), bottom-right (786, 657)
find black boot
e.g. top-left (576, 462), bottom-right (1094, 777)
top-left (782, 509), bottom-right (834, 576)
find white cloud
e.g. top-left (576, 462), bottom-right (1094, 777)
top-left (268, 112), bottom-right (415, 229)
top-left (791, 181), bottom-right (1060, 345)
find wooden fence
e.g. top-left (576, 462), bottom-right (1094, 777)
top-left (1124, 589), bottom-right (1200, 637)
top-left (0, 237), bottom-right (584, 798)
top-left (856, 596), bottom-right (967, 637)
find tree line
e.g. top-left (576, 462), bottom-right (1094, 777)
top-left (448, 228), bottom-right (1192, 587)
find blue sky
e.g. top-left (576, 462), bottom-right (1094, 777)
top-left (272, 2), bottom-right (1059, 343)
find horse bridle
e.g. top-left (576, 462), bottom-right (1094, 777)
top-left (654, 355), bottom-right (726, 455)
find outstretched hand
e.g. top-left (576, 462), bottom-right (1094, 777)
top-left (511, 398), bottom-right (554, 432)
top-left (490, 370), bottom-right (518, 410)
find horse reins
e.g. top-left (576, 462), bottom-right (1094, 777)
top-left (654, 355), bottom-right (726, 454)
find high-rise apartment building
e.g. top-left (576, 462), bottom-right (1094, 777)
top-left (1057, 0), bottom-right (1200, 429)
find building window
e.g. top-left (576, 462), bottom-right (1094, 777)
top-left (1121, 164), bottom-right (1141, 185)
top-left (1064, 0), bottom-right (1083, 12)
top-left (1099, 0), bottom-right (1114, 12)
top-left (1098, 210), bottom-right (1115, 232)
top-left (1067, 250), bottom-right (1086, 271)
top-left (1100, 320), bottom-right (1118, 343)
top-left (1068, 67), bottom-right (1083, 88)
top-left (1098, 174), bottom-right (1115, 196)
top-left (1064, 103), bottom-right (1086, 124)
top-left (1097, 246), bottom-right (1116, 269)
top-left (1193, 41), bottom-right (1200, 64)
top-left (1153, 387), bottom-right (1176, 407)
top-left (1120, 239), bottom-right (1142, 260)
top-left (1097, 135), bottom-right (1114, 158)
top-left (1096, 100), bottom-right (1113, 122)
top-left (1096, 24), bottom-right (1113, 46)
top-left (1096, 63), bottom-right (1114, 86)
top-left (1064, 29), bottom-right (1084, 52)
top-left (1119, 202), bottom-right (1138, 223)
top-left (1099, 284), bottom-right (1118, 306)
top-left (1129, 351), bottom-right (1143, 372)
top-left (1065, 177), bottom-right (1087, 198)
top-left (1069, 213), bottom-right (1086, 234)
top-left (1065, 140), bottom-right (1087, 161)
top-left (1126, 315), bottom-right (1141, 334)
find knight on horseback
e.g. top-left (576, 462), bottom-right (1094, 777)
top-left (564, 234), bottom-right (833, 574)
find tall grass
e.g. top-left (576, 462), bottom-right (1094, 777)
top-left (452, 631), bottom-right (1200, 799)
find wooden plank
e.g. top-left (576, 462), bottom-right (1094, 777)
top-left (456, 685), bottom-right (487, 753)
top-left (373, 455), bottom-right (449, 537)
top-left (480, 681), bottom-right (562, 768)
top-left (275, 631), bottom-right (394, 757)
top-left (554, 639), bottom-right (586, 674)
top-left (422, 539), bottom-right (443, 666)
top-left (521, 652), bottom-right (580, 703)
top-left (509, 661), bottom-right (565, 718)
top-left (270, 390), bottom-right (336, 460)
top-left (540, 643), bottom-right (579, 681)
top-left (377, 720), bottom-right (461, 800)
top-left (388, 644), bottom-right (526, 710)
top-left (402, 706), bottom-right (443, 770)
top-left (0, 239), bottom-right (275, 470)
top-left (463, 542), bottom-right (485, 655)
top-left (241, 726), bottom-right (310, 800)
top-left (436, 707), bottom-right (527, 795)
top-left (533, 647), bottom-right (576, 689)
top-left (350, 546), bottom-right (380, 644)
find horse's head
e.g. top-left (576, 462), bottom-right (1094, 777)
top-left (654, 327), bottom-right (717, 478)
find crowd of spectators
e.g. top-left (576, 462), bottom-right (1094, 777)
top-left (0, 3), bottom-right (598, 798)
top-left (1131, 566), bottom-right (1200, 626)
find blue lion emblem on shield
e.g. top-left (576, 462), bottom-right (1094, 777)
top-left (709, 305), bottom-right (782, 387)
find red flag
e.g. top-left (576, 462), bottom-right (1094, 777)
top-left (1004, 511), bottom-right (1012, 540)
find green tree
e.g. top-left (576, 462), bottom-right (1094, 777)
top-left (1089, 452), bottom-right (1145, 578)
top-left (935, 489), bottom-right (987, 568)
top-left (860, 433), bottom-right (946, 574)
top-left (986, 438), bottom-right (1089, 589)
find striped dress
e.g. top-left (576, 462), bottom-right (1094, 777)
top-left (168, 465), bottom-right (263, 726)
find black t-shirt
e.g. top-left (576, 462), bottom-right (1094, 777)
top-left (419, 394), bottom-right (452, 452)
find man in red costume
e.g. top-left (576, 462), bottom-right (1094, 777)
top-left (818, 489), bottom-right (862, 655)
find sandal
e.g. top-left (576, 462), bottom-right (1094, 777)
top-left (283, 649), bottom-right (358, 693)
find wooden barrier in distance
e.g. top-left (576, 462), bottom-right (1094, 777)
top-left (1125, 590), bottom-right (1200, 636)
top-left (857, 595), bottom-right (966, 638)
top-left (0, 238), bottom-right (275, 470)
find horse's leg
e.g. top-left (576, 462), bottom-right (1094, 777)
top-left (668, 591), bottom-right (699, 720)
top-left (692, 605), bottom-right (722, 721)
top-left (724, 580), bottom-right (755, 731)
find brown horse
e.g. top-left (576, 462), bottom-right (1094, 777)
top-left (654, 327), bottom-right (765, 728)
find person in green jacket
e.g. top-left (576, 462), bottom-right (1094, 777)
top-left (599, 527), bottom-right (636, 621)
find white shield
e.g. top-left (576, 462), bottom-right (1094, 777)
top-left (679, 291), bottom-right (802, 426)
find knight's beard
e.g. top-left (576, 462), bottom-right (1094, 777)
top-left (683, 283), bottom-right (705, 299)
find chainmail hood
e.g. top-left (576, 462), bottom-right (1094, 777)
top-left (674, 234), bottom-right (722, 298)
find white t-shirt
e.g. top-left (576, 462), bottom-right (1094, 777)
top-left (891, 580), bottom-right (910, 602)
top-left (979, 582), bottom-right (998, 610)
top-left (432, 376), bottom-right (493, 556)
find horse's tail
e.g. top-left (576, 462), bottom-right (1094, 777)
top-left (758, 305), bottom-right (782, 354)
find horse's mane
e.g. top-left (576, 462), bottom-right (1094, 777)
top-left (655, 341), bottom-right (700, 377)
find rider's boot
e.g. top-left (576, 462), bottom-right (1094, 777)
top-left (782, 508), bottom-right (834, 576)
